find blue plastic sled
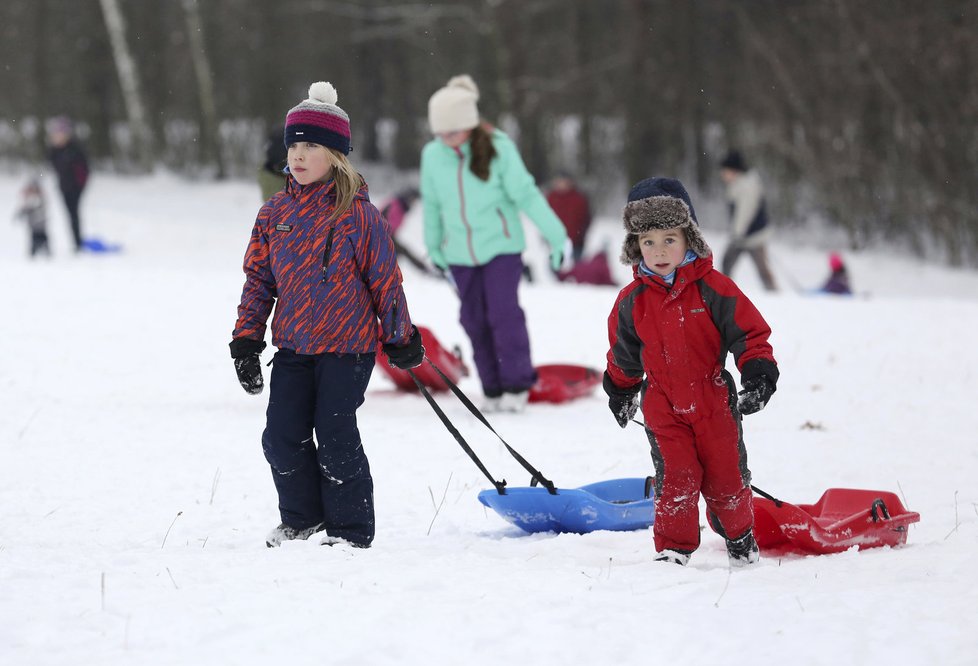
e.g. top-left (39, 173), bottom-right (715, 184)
top-left (81, 237), bottom-right (123, 253)
top-left (478, 477), bottom-right (655, 534)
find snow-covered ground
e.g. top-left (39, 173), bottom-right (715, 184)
top-left (2, 171), bottom-right (977, 665)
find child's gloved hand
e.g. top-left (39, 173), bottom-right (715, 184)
top-left (383, 326), bottom-right (425, 370)
top-left (428, 248), bottom-right (448, 271)
top-left (229, 337), bottom-right (267, 395)
top-left (738, 375), bottom-right (776, 415)
top-left (603, 371), bottom-right (641, 428)
top-left (550, 239), bottom-right (574, 272)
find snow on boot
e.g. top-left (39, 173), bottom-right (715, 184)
top-left (265, 522), bottom-right (323, 548)
top-left (498, 390), bottom-right (529, 413)
top-left (653, 549), bottom-right (691, 566)
top-left (321, 534), bottom-right (370, 549)
top-left (726, 530), bottom-right (760, 567)
top-left (482, 395), bottom-right (502, 413)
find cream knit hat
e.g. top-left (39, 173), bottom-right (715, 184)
top-left (428, 75), bottom-right (480, 134)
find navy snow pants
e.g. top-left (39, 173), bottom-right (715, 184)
top-left (262, 349), bottom-right (376, 547)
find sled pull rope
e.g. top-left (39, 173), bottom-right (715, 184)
top-left (409, 360), bottom-right (557, 495)
top-left (424, 360), bottom-right (557, 495)
top-left (871, 498), bottom-right (890, 522)
top-left (749, 484), bottom-right (784, 508)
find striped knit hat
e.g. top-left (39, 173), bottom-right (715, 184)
top-left (285, 81), bottom-right (352, 154)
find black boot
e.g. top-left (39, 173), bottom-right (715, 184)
top-left (726, 530), bottom-right (760, 567)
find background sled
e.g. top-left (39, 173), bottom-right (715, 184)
top-left (711, 488), bottom-right (920, 555)
top-left (377, 325), bottom-right (468, 392)
top-left (528, 364), bottom-right (602, 404)
top-left (478, 477), bottom-right (654, 534)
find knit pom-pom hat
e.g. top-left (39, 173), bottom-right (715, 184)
top-left (284, 81), bottom-right (352, 154)
top-left (428, 75), bottom-right (480, 134)
top-left (619, 176), bottom-right (711, 265)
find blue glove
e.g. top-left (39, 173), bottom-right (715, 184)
top-left (429, 248), bottom-right (448, 271)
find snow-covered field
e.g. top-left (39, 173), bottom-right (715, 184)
top-left (2, 171), bottom-right (977, 665)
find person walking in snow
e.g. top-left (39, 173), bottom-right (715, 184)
top-left (546, 171), bottom-right (592, 263)
top-left (45, 116), bottom-right (89, 252)
top-left (420, 74), bottom-right (569, 413)
top-left (230, 81), bottom-right (424, 549)
top-left (603, 177), bottom-right (779, 567)
top-left (14, 177), bottom-right (51, 258)
top-left (719, 150), bottom-right (777, 291)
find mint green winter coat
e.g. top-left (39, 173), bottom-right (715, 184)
top-left (420, 129), bottom-right (568, 267)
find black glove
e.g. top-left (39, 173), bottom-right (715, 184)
top-left (383, 326), bottom-right (425, 370)
top-left (603, 371), bottom-right (641, 428)
top-left (229, 338), bottom-right (267, 395)
top-left (738, 375), bottom-right (776, 415)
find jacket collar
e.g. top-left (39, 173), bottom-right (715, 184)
top-left (633, 253), bottom-right (713, 291)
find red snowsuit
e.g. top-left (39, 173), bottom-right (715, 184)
top-left (606, 255), bottom-right (777, 554)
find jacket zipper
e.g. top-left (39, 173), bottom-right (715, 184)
top-left (321, 226), bottom-right (335, 282)
top-left (455, 147), bottom-right (478, 264)
top-left (496, 208), bottom-right (511, 239)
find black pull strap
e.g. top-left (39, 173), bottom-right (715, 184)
top-left (421, 359), bottom-right (558, 495)
top-left (407, 368), bottom-right (507, 495)
top-left (870, 498), bottom-right (890, 522)
top-left (750, 484), bottom-right (784, 508)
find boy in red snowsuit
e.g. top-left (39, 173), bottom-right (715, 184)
top-left (604, 177), bottom-right (778, 567)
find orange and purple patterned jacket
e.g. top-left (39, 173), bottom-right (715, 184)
top-left (233, 177), bottom-right (413, 354)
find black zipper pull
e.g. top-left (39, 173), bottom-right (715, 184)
top-left (321, 227), bottom-right (335, 282)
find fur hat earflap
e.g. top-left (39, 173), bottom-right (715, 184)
top-left (619, 177), bottom-right (711, 265)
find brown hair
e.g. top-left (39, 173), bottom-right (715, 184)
top-left (468, 123), bottom-right (497, 181)
top-left (326, 148), bottom-right (365, 221)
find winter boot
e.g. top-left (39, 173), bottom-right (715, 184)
top-left (653, 549), bottom-right (691, 566)
top-left (726, 530), bottom-right (760, 567)
top-left (481, 395), bottom-right (502, 413)
top-left (498, 390), bottom-right (529, 413)
top-left (321, 534), bottom-right (370, 549)
top-left (265, 522), bottom-right (323, 548)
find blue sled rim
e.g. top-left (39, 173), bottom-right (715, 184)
top-left (478, 477), bottom-right (655, 534)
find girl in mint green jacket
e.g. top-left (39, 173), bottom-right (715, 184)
top-left (421, 75), bottom-right (569, 412)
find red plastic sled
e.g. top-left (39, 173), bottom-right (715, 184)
top-left (746, 488), bottom-right (920, 555)
top-left (528, 364), bottom-right (602, 404)
top-left (376, 325), bottom-right (469, 392)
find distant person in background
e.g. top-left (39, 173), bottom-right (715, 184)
top-left (546, 171), bottom-right (591, 262)
top-left (14, 178), bottom-right (50, 258)
top-left (421, 74), bottom-right (569, 413)
top-left (379, 187), bottom-right (433, 274)
top-left (258, 124), bottom-right (288, 201)
top-left (46, 116), bottom-right (89, 252)
top-left (719, 150), bottom-right (777, 291)
top-left (819, 251), bottom-right (852, 295)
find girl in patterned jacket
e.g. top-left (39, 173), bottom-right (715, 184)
top-left (230, 82), bottom-right (424, 549)
top-left (603, 177), bottom-right (779, 567)
top-left (421, 75), bottom-right (569, 413)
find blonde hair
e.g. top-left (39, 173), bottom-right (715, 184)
top-left (326, 148), bottom-right (365, 222)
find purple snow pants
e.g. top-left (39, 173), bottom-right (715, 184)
top-left (450, 253), bottom-right (536, 396)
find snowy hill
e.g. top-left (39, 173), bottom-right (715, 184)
top-left (1, 172), bottom-right (977, 665)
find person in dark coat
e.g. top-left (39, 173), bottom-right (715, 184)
top-left (46, 116), bottom-right (89, 252)
top-left (604, 177), bottom-right (778, 568)
top-left (230, 81), bottom-right (423, 549)
top-left (257, 124), bottom-right (288, 201)
top-left (546, 172), bottom-right (592, 262)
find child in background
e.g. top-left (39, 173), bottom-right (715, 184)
top-left (603, 177), bottom-right (779, 567)
top-left (230, 81), bottom-right (424, 550)
top-left (819, 251), bottom-right (852, 295)
top-left (15, 178), bottom-right (50, 258)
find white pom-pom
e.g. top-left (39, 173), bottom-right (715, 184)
top-left (308, 81), bottom-right (338, 105)
top-left (446, 74), bottom-right (479, 100)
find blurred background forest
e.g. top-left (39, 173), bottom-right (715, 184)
top-left (0, 0), bottom-right (975, 264)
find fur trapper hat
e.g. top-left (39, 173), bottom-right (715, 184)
top-left (620, 177), bottom-right (711, 265)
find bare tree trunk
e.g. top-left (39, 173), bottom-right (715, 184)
top-left (97, 0), bottom-right (153, 171)
top-left (181, 0), bottom-right (226, 178)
